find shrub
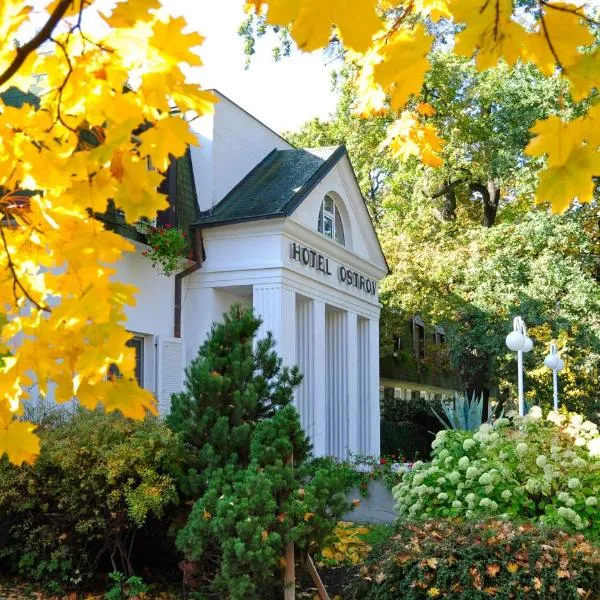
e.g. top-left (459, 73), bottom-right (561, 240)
top-left (0, 409), bottom-right (183, 589)
top-left (354, 519), bottom-right (600, 599)
top-left (393, 408), bottom-right (600, 538)
top-left (169, 305), bottom-right (353, 599)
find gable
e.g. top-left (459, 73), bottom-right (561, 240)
top-left (288, 153), bottom-right (388, 273)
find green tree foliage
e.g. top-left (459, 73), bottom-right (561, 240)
top-left (0, 410), bottom-right (182, 589)
top-left (289, 55), bottom-right (600, 416)
top-left (382, 207), bottom-right (600, 414)
top-left (169, 305), bottom-right (353, 599)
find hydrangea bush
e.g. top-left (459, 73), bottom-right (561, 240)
top-left (393, 408), bottom-right (600, 537)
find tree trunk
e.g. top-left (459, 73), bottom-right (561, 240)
top-left (442, 184), bottom-right (457, 221)
top-left (470, 179), bottom-right (500, 227)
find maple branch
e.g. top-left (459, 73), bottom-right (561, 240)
top-left (540, 1), bottom-right (600, 27)
top-left (0, 217), bottom-right (51, 313)
top-left (0, 0), bottom-right (74, 87)
top-left (47, 37), bottom-right (77, 134)
top-left (539, 9), bottom-right (564, 71)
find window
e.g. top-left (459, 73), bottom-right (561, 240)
top-left (415, 322), bottom-right (425, 358)
top-left (107, 335), bottom-right (144, 386)
top-left (317, 194), bottom-right (345, 245)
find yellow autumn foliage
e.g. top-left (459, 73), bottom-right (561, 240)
top-left (249, 0), bottom-right (600, 214)
top-left (0, 0), bottom-right (215, 464)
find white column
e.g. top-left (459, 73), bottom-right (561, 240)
top-left (312, 299), bottom-right (327, 456)
top-left (357, 317), bottom-right (369, 454)
top-left (346, 311), bottom-right (359, 456)
top-left (253, 284), bottom-right (296, 367)
top-left (368, 317), bottom-right (381, 455)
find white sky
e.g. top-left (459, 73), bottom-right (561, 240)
top-left (166, 0), bottom-right (339, 134)
top-left (28, 0), bottom-right (339, 135)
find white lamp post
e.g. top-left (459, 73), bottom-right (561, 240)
top-left (506, 316), bottom-right (533, 416)
top-left (544, 342), bottom-right (564, 411)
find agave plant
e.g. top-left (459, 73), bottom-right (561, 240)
top-left (432, 392), bottom-right (492, 431)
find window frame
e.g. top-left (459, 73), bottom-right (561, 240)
top-left (317, 194), bottom-right (345, 246)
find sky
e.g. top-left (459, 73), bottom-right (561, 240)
top-left (166, 0), bottom-right (339, 134)
top-left (28, 0), bottom-right (340, 135)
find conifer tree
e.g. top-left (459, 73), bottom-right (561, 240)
top-left (169, 305), bottom-right (352, 599)
top-left (167, 304), bottom-right (307, 495)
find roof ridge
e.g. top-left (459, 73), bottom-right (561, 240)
top-left (198, 147), bottom-right (279, 217)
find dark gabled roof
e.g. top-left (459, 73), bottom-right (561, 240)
top-left (195, 146), bottom-right (346, 228)
top-left (0, 86), bottom-right (40, 109)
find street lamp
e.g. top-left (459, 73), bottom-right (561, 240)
top-left (544, 342), bottom-right (564, 411)
top-left (506, 316), bottom-right (533, 416)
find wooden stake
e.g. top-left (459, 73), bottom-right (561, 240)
top-left (305, 555), bottom-right (330, 600)
top-left (284, 453), bottom-right (295, 600)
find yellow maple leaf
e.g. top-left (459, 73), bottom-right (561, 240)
top-left (139, 116), bottom-right (198, 171)
top-left (535, 146), bottom-right (600, 212)
top-left (0, 419), bottom-right (40, 466)
top-left (372, 25), bottom-right (432, 111)
top-left (563, 49), bottom-right (600, 101)
top-left (525, 115), bottom-right (584, 167)
top-left (265, 0), bottom-right (382, 53)
top-left (151, 17), bottom-right (205, 68)
top-left (525, 3), bottom-right (595, 77)
top-left (453, 0), bottom-right (528, 70)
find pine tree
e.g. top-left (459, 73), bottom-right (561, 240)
top-left (167, 304), bottom-right (307, 496)
top-left (168, 305), bottom-right (352, 599)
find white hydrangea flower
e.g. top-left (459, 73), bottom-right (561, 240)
top-left (572, 457), bottom-right (587, 469)
top-left (525, 478), bottom-right (542, 494)
top-left (575, 437), bottom-right (586, 447)
top-left (588, 438), bottom-right (600, 458)
top-left (494, 417), bottom-right (509, 428)
top-left (568, 478), bottom-right (581, 490)
top-left (438, 449), bottom-right (450, 460)
top-left (463, 439), bottom-right (477, 451)
top-left (516, 442), bottom-right (528, 455)
top-left (452, 500), bottom-right (462, 508)
top-left (413, 460), bottom-right (424, 469)
top-left (437, 492), bottom-right (448, 501)
top-left (528, 406), bottom-right (543, 419)
top-left (478, 472), bottom-right (492, 485)
top-left (465, 509), bottom-right (474, 519)
top-left (445, 456), bottom-right (454, 466)
top-left (570, 414), bottom-right (584, 427)
top-left (547, 411), bottom-right (565, 425)
top-left (448, 471), bottom-right (461, 484)
top-left (466, 466), bottom-right (479, 480)
top-left (535, 455), bottom-right (547, 468)
top-left (501, 490), bottom-right (512, 501)
top-left (581, 420), bottom-right (597, 432)
top-left (557, 491), bottom-right (570, 503)
top-left (484, 485), bottom-right (494, 494)
top-left (585, 497), bottom-right (598, 507)
top-left (550, 445), bottom-right (562, 455)
top-left (412, 473), bottom-right (425, 486)
top-left (458, 456), bottom-right (470, 470)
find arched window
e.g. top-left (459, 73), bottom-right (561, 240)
top-left (317, 194), bottom-right (345, 245)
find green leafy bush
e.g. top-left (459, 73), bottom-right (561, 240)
top-left (354, 519), bottom-right (600, 599)
top-left (0, 409), bottom-right (183, 588)
top-left (169, 305), bottom-right (353, 599)
top-left (393, 408), bottom-right (600, 537)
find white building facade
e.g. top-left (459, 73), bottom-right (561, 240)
top-left (115, 92), bottom-right (388, 458)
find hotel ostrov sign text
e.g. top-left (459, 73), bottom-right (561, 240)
top-left (289, 241), bottom-right (377, 296)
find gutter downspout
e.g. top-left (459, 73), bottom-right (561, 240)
top-left (174, 227), bottom-right (204, 339)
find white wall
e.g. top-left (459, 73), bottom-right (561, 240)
top-left (112, 246), bottom-right (176, 393)
top-left (189, 91), bottom-right (293, 213)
